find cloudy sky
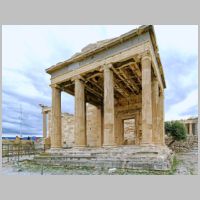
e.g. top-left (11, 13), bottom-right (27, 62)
top-left (2, 25), bottom-right (198, 137)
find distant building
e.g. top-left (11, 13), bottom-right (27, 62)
top-left (179, 117), bottom-right (198, 135)
top-left (166, 117), bottom-right (198, 135)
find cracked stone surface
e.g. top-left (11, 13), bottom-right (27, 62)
top-left (174, 147), bottom-right (198, 175)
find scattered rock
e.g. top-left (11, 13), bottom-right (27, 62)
top-left (108, 168), bottom-right (117, 174)
top-left (17, 168), bottom-right (22, 172)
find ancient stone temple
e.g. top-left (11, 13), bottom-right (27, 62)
top-left (37, 25), bottom-right (172, 170)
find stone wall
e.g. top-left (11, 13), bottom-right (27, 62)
top-left (47, 103), bottom-right (102, 148)
top-left (165, 135), bottom-right (198, 152)
top-left (86, 104), bottom-right (102, 147)
top-left (46, 103), bottom-right (139, 147)
top-left (47, 106), bottom-right (199, 150)
top-left (61, 113), bottom-right (75, 148)
top-left (123, 119), bottom-right (135, 145)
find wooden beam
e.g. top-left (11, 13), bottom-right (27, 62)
top-left (112, 66), bottom-right (137, 94)
top-left (130, 62), bottom-right (142, 84)
top-left (119, 68), bottom-right (140, 93)
top-left (86, 72), bottom-right (102, 80)
top-left (85, 84), bottom-right (103, 99)
top-left (85, 91), bottom-right (103, 106)
top-left (63, 88), bottom-right (74, 96)
top-left (114, 81), bottom-right (130, 98)
top-left (117, 61), bottom-right (134, 69)
top-left (87, 79), bottom-right (103, 93)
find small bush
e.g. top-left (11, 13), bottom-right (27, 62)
top-left (165, 121), bottom-right (187, 146)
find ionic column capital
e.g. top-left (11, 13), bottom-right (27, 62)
top-left (103, 63), bottom-right (113, 71)
top-left (141, 55), bottom-right (151, 63)
top-left (50, 83), bottom-right (61, 90)
top-left (141, 50), bottom-right (151, 62)
top-left (71, 75), bottom-right (85, 82)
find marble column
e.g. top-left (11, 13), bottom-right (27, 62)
top-left (47, 110), bottom-right (52, 138)
top-left (103, 64), bottom-right (115, 146)
top-left (101, 107), bottom-right (104, 146)
top-left (74, 78), bottom-right (86, 147)
top-left (115, 116), bottom-right (123, 145)
top-left (51, 85), bottom-right (62, 148)
top-left (141, 55), bottom-right (153, 145)
top-left (189, 123), bottom-right (193, 135)
top-left (158, 90), bottom-right (165, 145)
top-left (43, 112), bottom-right (47, 138)
top-left (135, 111), bottom-right (140, 145)
top-left (96, 106), bottom-right (102, 147)
top-left (152, 76), bottom-right (160, 144)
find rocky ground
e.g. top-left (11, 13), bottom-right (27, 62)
top-left (174, 146), bottom-right (198, 175)
top-left (1, 146), bottom-right (198, 175)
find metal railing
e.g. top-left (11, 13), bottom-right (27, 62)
top-left (2, 143), bottom-right (46, 163)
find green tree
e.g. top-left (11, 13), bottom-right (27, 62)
top-left (165, 121), bottom-right (187, 146)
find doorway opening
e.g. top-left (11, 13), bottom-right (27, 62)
top-left (123, 118), bottom-right (135, 145)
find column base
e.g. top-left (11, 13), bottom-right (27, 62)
top-left (48, 147), bottom-right (63, 155)
top-left (50, 147), bottom-right (62, 150)
top-left (103, 143), bottom-right (117, 148)
top-left (74, 145), bottom-right (87, 148)
top-left (140, 143), bottom-right (155, 147)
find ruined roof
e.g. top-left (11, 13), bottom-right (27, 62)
top-left (46, 25), bottom-right (166, 88)
top-left (71, 38), bottom-right (113, 58)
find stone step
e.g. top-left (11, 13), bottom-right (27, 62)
top-left (36, 146), bottom-right (173, 171)
top-left (34, 155), bottom-right (171, 170)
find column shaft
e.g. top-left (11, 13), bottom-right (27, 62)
top-left (43, 112), bottom-right (47, 138)
top-left (158, 91), bottom-right (165, 145)
top-left (103, 64), bottom-right (115, 146)
top-left (74, 78), bottom-right (86, 147)
top-left (152, 77), bottom-right (160, 144)
top-left (51, 86), bottom-right (62, 148)
top-left (141, 55), bottom-right (153, 144)
top-left (135, 111), bottom-right (140, 145)
top-left (96, 106), bottom-right (102, 147)
top-left (48, 111), bottom-right (52, 138)
top-left (189, 123), bottom-right (193, 135)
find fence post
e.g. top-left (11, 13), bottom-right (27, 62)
top-left (20, 144), bottom-right (22, 157)
top-left (12, 145), bottom-right (14, 161)
top-left (18, 145), bottom-right (20, 162)
top-left (7, 144), bottom-right (9, 162)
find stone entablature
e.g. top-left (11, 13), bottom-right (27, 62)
top-left (44, 25), bottom-right (166, 149)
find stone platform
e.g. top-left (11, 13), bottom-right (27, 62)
top-left (34, 145), bottom-right (173, 171)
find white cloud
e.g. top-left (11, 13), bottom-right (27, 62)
top-left (165, 89), bottom-right (198, 121)
top-left (155, 25), bottom-right (198, 56)
top-left (177, 63), bottom-right (198, 88)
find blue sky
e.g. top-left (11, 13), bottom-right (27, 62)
top-left (2, 25), bottom-right (198, 137)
